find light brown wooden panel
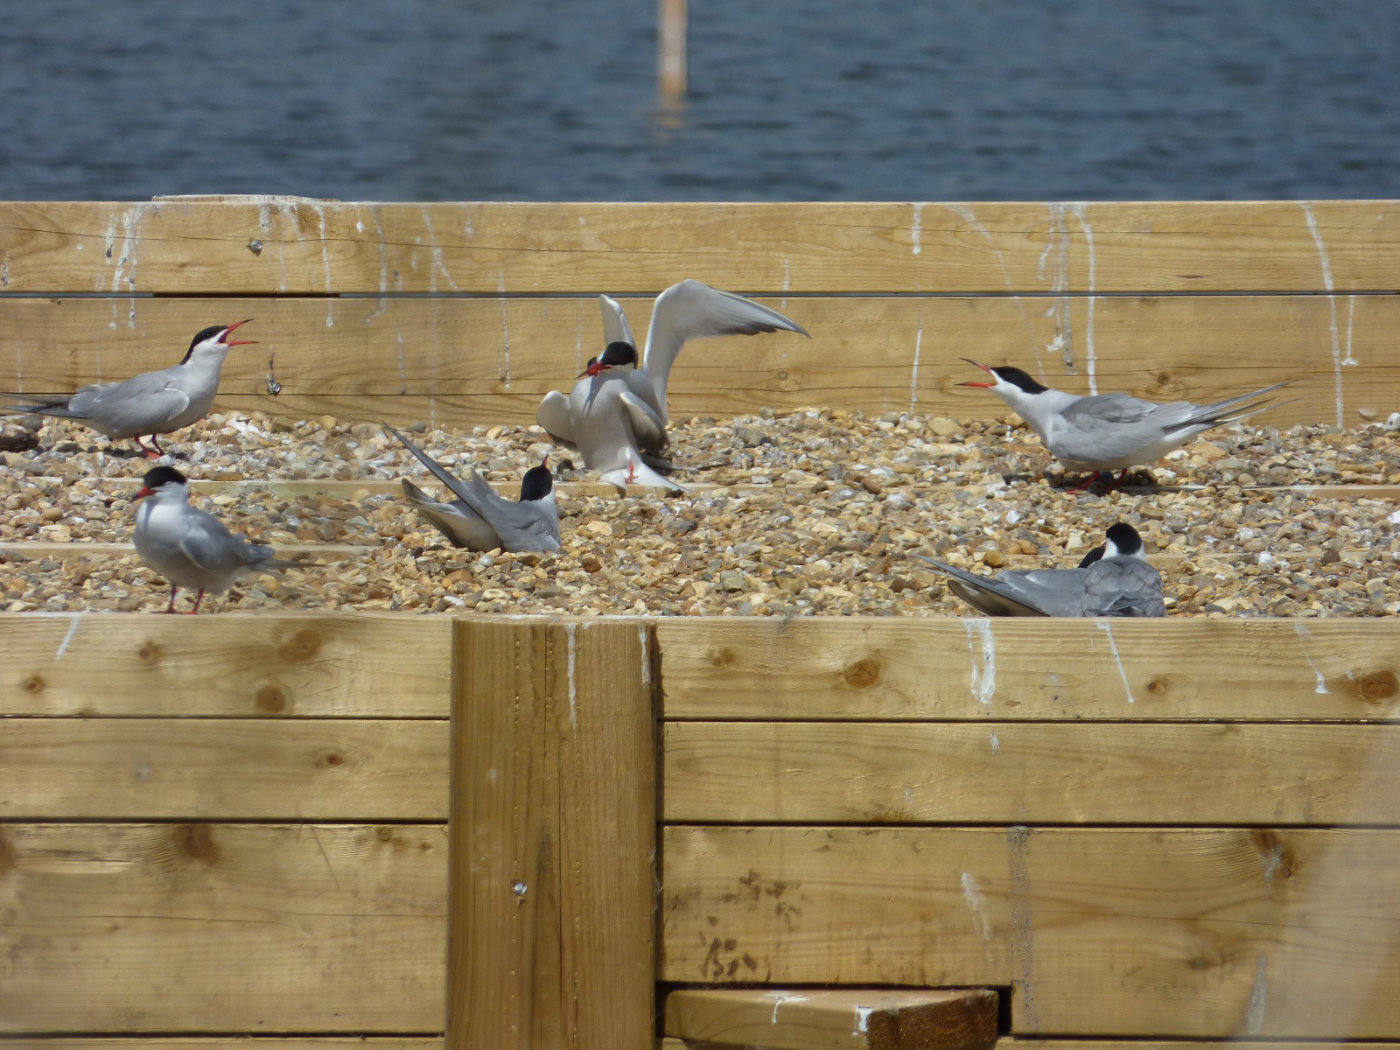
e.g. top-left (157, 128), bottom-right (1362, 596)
top-left (0, 1042), bottom-right (443, 1049)
top-left (0, 612), bottom-right (452, 716)
top-left (664, 988), bottom-right (1000, 1050)
top-left (1, 200), bottom-right (1398, 293)
top-left (0, 822), bottom-right (446, 1032)
top-left (663, 723), bottom-right (1400, 824)
top-left (449, 620), bottom-right (656, 1050)
top-left (656, 618), bottom-right (1400, 721)
top-left (659, 1044), bottom-right (1400, 1050)
top-left (2, 292), bottom-right (1396, 427)
top-left (662, 826), bottom-right (1400, 1038)
top-left (0, 718), bottom-right (448, 819)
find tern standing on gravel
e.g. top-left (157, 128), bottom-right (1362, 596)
top-left (133, 465), bottom-right (312, 613)
top-left (959, 359), bottom-right (1290, 487)
top-left (387, 426), bottom-right (561, 551)
top-left (916, 521), bottom-right (1166, 617)
top-left (537, 279), bottom-right (807, 485)
top-left (6, 320), bottom-right (257, 457)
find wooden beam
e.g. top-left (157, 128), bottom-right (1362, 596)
top-left (2, 292), bottom-right (1397, 427)
top-left (0, 822), bottom-right (446, 1032)
top-left (448, 620), bottom-right (657, 1050)
top-left (1, 200), bottom-right (1397, 294)
top-left (0, 718), bottom-right (448, 819)
top-left (663, 722), bottom-right (1400, 825)
top-left (0, 1042), bottom-right (444, 1049)
top-left (0, 613), bottom-right (453, 716)
top-left (664, 987), bottom-right (999, 1050)
top-left (655, 618), bottom-right (1400, 721)
top-left (661, 826), bottom-right (1400, 1038)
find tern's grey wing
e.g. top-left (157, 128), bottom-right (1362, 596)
top-left (642, 279), bottom-right (808, 413)
top-left (387, 425), bottom-right (492, 505)
top-left (176, 510), bottom-right (258, 576)
top-left (1083, 558), bottom-right (1166, 617)
top-left (400, 479), bottom-right (499, 549)
top-left (1062, 393), bottom-right (1184, 427)
top-left (81, 372), bottom-right (191, 436)
top-left (618, 389), bottom-right (666, 452)
top-left (537, 390), bottom-right (577, 445)
top-left (464, 494), bottom-right (561, 552)
top-left (598, 294), bottom-right (637, 349)
top-left (915, 556), bottom-right (1059, 617)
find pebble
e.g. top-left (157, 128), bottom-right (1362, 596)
top-left (0, 408), bottom-right (1395, 618)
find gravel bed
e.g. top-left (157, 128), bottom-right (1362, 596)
top-left (1, 408), bottom-right (1397, 617)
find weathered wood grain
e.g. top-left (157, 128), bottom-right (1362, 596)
top-left (0, 718), bottom-right (448, 819)
top-left (1, 292), bottom-right (1394, 427)
top-left (0, 1042), bottom-right (443, 1049)
top-left (664, 988), bottom-right (999, 1050)
top-left (0, 613), bottom-right (452, 716)
top-left (655, 618), bottom-right (1400, 721)
top-left (663, 722), bottom-right (1400, 824)
top-left (0, 822), bottom-right (446, 1032)
top-left (1, 200), bottom-right (1397, 293)
top-left (661, 826), bottom-right (1400, 1037)
top-left (448, 620), bottom-right (656, 1050)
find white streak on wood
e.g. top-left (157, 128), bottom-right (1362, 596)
top-left (961, 871), bottom-right (993, 940)
top-left (1095, 620), bottom-right (1135, 703)
top-left (781, 256), bottom-right (790, 310)
top-left (1038, 203), bottom-right (1074, 374)
top-left (55, 614), bottom-right (81, 659)
top-left (1246, 953), bottom-right (1268, 1034)
top-left (1071, 203), bottom-right (1097, 394)
top-left (909, 319), bottom-right (923, 413)
top-left (497, 271), bottom-right (512, 387)
top-left (566, 622), bottom-right (578, 730)
top-left (315, 203), bottom-right (335, 327)
top-left (420, 206), bottom-right (459, 292)
top-left (963, 619), bottom-right (996, 705)
top-left (396, 330), bottom-right (408, 394)
top-left (854, 1005), bottom-right (874, 1034)
top-left (1344, 293), bottom-right (1358, 365)
top-left (638, 625), bottom-right (651, 686)
top-left (1294, 622), bottom-right (1329, 693)
top-left (944, 204), bottom-right (1035, 347)
top-left (367, 205), bottom-right (390, 322)
top-left (1006, 825), bottom-right (1038, 1026)
top-left (769, 992), bottom-right (806, 1024)
top-left (910, 201), bottom-right (925, 255)
top-left (1300, 203), bottom-right (1343, 426)
top-left (989, 730), bottom-right (1000, 754)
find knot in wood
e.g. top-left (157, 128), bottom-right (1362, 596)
top-left (1354, 668), bottom-right (1399, 704)
top-left (279, 629), bottom-right (322, 663)
top-left (21, 674), bottom-right (44, 694)
top-left (254, 684), bottom-right (288, 713)
top-left (842, 656), bottom-right (883, 689)
top-left (137, 641), bottom-right (161, 663)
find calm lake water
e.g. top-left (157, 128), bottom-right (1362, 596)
top-left (1, 0), bottom-right (1396, 201)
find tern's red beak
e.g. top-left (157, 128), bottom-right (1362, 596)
top-left (957, 357), bottom-right (995, 388)
top-left (541, 456), bottom-right (549, 469)
top-left (220, 318), bottom-right (257, 347)
top-left (579, 360), bottom-right (608, 378)
top-left (134, 486), bottom-right (154, 500)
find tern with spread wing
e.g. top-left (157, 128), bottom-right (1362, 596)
top-left (916, 522), bottom-right (1166, 617)
top-left (133, 465), bottom-right (313, 613)
top-left (7, 320), bottom-right (256, 457)
top-left (388, 426), bottom-right (561, 551)
top-left (959, 360), bottom-right (1290, 487)
top-left (537, 280), bottom-right (807, 484)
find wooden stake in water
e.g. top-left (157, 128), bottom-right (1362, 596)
top-left (658, 0), bottom-right (687, 104)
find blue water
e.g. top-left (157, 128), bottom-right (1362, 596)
top-left (1, 0), bottom-right (1396, 201)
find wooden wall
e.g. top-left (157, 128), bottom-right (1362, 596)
top-left (2, 199), bottom-right (1398, 428)
top-left (4, 613), bottom-right (1399, 1048)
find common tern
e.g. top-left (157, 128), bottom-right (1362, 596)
top-left (916, 522), bottom-right (1166, 617)
top-left (387, 426), bottom-right (561, 551)
top-left (959, 360), bottom-right (1290, 487)
top-left (537, 280), bottom-right (807, 483)
top-left (132, 465), bottom-right (312, 613)
top-left (6, 320), bottom-right (257, 457)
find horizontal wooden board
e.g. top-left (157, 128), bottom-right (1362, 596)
top-left (663, 722), bottom-right (1400, 824)
top-left (0, 718), bottom-right (448, 819)
top-left (0, 822), bottom-right (446, 1032)
top-left (655, 618), bottom-right (1400, 721)
top-left (662, 826), bottom-right (1400, 1037)
top-left (0, 612), bottom-right (452, 717)
top-left (659, 1042), bottom-right (1400, 1050)
top-left (1, 200), bottom-right (1397, 294)
top-left (1, 292), bottom-right (1395, 427)
top-left (0, 1042), bottom-right (443, 1049)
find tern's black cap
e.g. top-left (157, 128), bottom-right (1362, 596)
top-left (992, 366), bottom-right (1049, 394)
top-left (141, 465), bottom-right (188, 489)
top-left (1104, 522), bottom-right (1144, 556)
top-left (520, 461), bottom-right (554, 502)
top-left (600, 341), bottom-right (638, 367)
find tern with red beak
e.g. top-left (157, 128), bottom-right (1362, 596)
top-left (6, 320), bottom-right (257, 457)
top-left (959, 359), bottom-right (1290, 487)
top-left (387, 426), bottom-right (561, 551)
top-left (132, 465), bottom-right (313, 613)
top-left (916, 522), bottom-right (1166, 617)
top-left (537, 280), bottom-right (807, 485)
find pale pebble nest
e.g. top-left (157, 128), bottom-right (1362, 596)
top-left (1, 408), bottom-right (1397, 618)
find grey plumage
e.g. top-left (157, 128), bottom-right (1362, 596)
top-left (387, 426), bottom-right (561, 552)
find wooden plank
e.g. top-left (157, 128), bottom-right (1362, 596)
top-left (659, 1041), bottom-right (1400, 1050)
top-left (0, 612), bottom-right (453, 716)
top-left (2, 293), bottom-right (1397, 427)
top-left (664, 988), bottom-right (999, 1050)
top-left (0, 822), bottom-right (446, 1032)
top-left (662, 826), bottom-right (1400, 1038)
top-left (663, 722), bottom-right (1400, 825)
top-left (448, 620), bottom-right (656, 1050)
top-left (1, 201), bottom-right (1398, 294)
top-left (655, 618), bottom-right (1400, 721)
top-left (0, 1042), bottom-right (444, 1049)
top-left (0, 718), bottom-right (448, 819)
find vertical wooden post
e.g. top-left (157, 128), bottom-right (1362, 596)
top-left (448, 619), bottom-right (657, 1050)
top-left (658, 0), bottom-right (687, 104)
